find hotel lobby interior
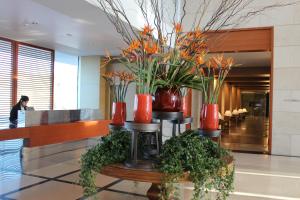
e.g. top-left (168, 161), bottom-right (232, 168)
top-left (1, 0), bottom-right (300, 199)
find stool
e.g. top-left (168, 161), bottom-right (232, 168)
top-left (124, 121), bottom-right (160, 169)
top-left (198, 129), bottom-right (222, 146)
top-left (170, 117), bottom-right (193, 136)
top-left (108, 123), bottom-right (124, 132)
top-left (152, 111), bottom-right (183, 148)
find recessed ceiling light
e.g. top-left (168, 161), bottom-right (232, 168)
top-left (24, 21), bottom-right (39, 27)
top-left (66, 33), bottom-right (73, 37)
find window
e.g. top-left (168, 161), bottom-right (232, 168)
top-left (54, 51), bottom-right (78, 110)
top-left (17, 44), bottom-right (53, 110)
top-left (0, 39), bottom-right (13, 125)
top-left (0, 38), bottom-right (54, 119)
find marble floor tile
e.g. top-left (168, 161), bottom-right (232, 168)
top-left (109, 180), bottom-right (151, 196)
top-left (7, 181), bottom-right (83, 200)
top-left (234, 172), bottom-right (300, 199)
top-left (27, 163), bottom-right (79, 178)
top-left (0, 175), bottom-right (45, 195)
top-left (91, 190), bottom-right (147, 200)
top-left (59, 172), bottom-right (118, 187)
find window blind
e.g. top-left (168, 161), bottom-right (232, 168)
top-left (0, 40), bottom-right (13, 124)
top-left (17, 44), bottom-right (53, 110)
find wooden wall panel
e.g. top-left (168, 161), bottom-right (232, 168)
top-left (206, 28), bottom-right (272, 53)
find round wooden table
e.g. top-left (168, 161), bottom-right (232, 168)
top-left (100, 157), bottom-right (234, 200)
top-left (101, 164), bottom-right (163, 200)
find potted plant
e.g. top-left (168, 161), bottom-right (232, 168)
top-left (152, 24), bottom-right (205, 112)
top-left (180, 87), bottom-right (190, 117)
top-left (102, 71), bottom-right (134, 126)
top-left (105, 25), bottom-right (161, 123)
top-left (196, 55), bottom-right (234, 130)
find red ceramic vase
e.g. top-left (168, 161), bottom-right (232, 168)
top-left (200, 104), bottom-right (219, 130)
top-left (133, 94), bottom-right (152, 123)
top-left (112, 102), bottom-right (126, 125)
top-left (153, 87), bottom-right (182, 112)
top-left (181, 95), bottom-right (189, 117)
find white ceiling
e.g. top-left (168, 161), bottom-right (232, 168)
top-left (0, 0), bottom-right (126, 55)
top-left (0, 0), bottom-right (273, 67)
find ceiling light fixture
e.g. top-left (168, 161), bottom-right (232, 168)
top-left (66, 33), bottom-right (73, 37)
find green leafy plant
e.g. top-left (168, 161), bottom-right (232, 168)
top-left (158, 130), bottom-right (234, 200)
top-left (79, 129), bottom-right (234, 200)
top-left (79, 130), bottom-right (131, 196)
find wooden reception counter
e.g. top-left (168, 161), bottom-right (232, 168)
top-left (0, 120), bottom-right (111, 147)
top-left (0, 109), bottom-right (111, 147)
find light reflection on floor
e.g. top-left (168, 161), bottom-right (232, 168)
top-left (221, 116), bottom-right (269, 153)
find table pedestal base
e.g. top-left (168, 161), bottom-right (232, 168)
top-left (147, 183), bottom-right (160, 200)
top-left (124, 160), bottom-right (155, 169)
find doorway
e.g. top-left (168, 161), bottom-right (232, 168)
top-left (218, 52), bottom-right (271, 153)
top-left (191, 27), bottom-right (274, 153)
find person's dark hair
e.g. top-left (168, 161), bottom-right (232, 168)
top-left (20, 95), bottom-right (29, 102)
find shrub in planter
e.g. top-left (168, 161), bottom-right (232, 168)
top-left (79, 130), bottom-right (131, 196)
top-left (158, 130), bottom-right (234, 200)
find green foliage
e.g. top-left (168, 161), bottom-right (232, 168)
top-left (158, 130), bottom-right (234, 200)
top-left (156, 54), bottom-right (203, 91)
top-left (79, 130), bottom-right (131, 196)
top-left (79, 129), bottom-right (234, 200)
top-left (121, 56), bottom-right (160, 95)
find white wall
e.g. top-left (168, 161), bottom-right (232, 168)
top-left (238, 1), bottom-right (300, 156)
top-left (78, 56), bottom-right (100, 110)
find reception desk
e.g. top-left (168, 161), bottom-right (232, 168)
top-left (0, 109), bottom-right (111, 147)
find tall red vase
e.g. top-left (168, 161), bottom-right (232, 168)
top-left (112, 102), bottom-right (126, 125)
top-left (200, 104), bottom-right (219, 130)
top-left (181, 95), bottom-right (189, 117)
top-left (134, 94), bottom-right (152, 123)
top-left (153, 87), bottom-right (181, 112)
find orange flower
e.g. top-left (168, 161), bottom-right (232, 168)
top-left (195, 55), bottom-right (205, 65)
top-left (141, 25), bottom-right (153, 36)
top-left (211, 54), bottom-right (224, 68)
top-left (144, 41), bottom-right (158, 54)
top-left (102, 71), bottom-right (114, 80)
top-left (128, 40), bottom-right (140, 51)
top-left (174, 23), bottom-right (182, 33)
top-left (225, 57), bottom-right (234, 68)
top-left (180, 50), bottom-right (192, 60)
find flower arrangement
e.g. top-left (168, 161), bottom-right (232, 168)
top-left (102, 71), bottom-right (134, 102)
top-left (105, 24), bottom-right (207, 95)
top-left (196, 54), bottom-right (234, 104)
top-left (106, 25), bottom-right (161, 95)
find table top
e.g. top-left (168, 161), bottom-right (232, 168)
top-left (101, 156), bottom-right (233, 184)
top-left (198, 129), bottom-right (222, 137)
top-left (170, 117), bottom-right (193, 124)
top-left (152, 111), bottom-right (183, 121)
top-left (124, 121), bottom-right (160, 132)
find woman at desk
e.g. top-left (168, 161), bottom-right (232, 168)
top-left (9, 95), bottom-right (29, 123)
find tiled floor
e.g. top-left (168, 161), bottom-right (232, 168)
top-left (221, 116), bottom-right (269, 153)
top-left (1, 143), bottom-right (300, 200)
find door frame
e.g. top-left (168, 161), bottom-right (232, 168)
top-left (190, 27), bottom-right (274, 153)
